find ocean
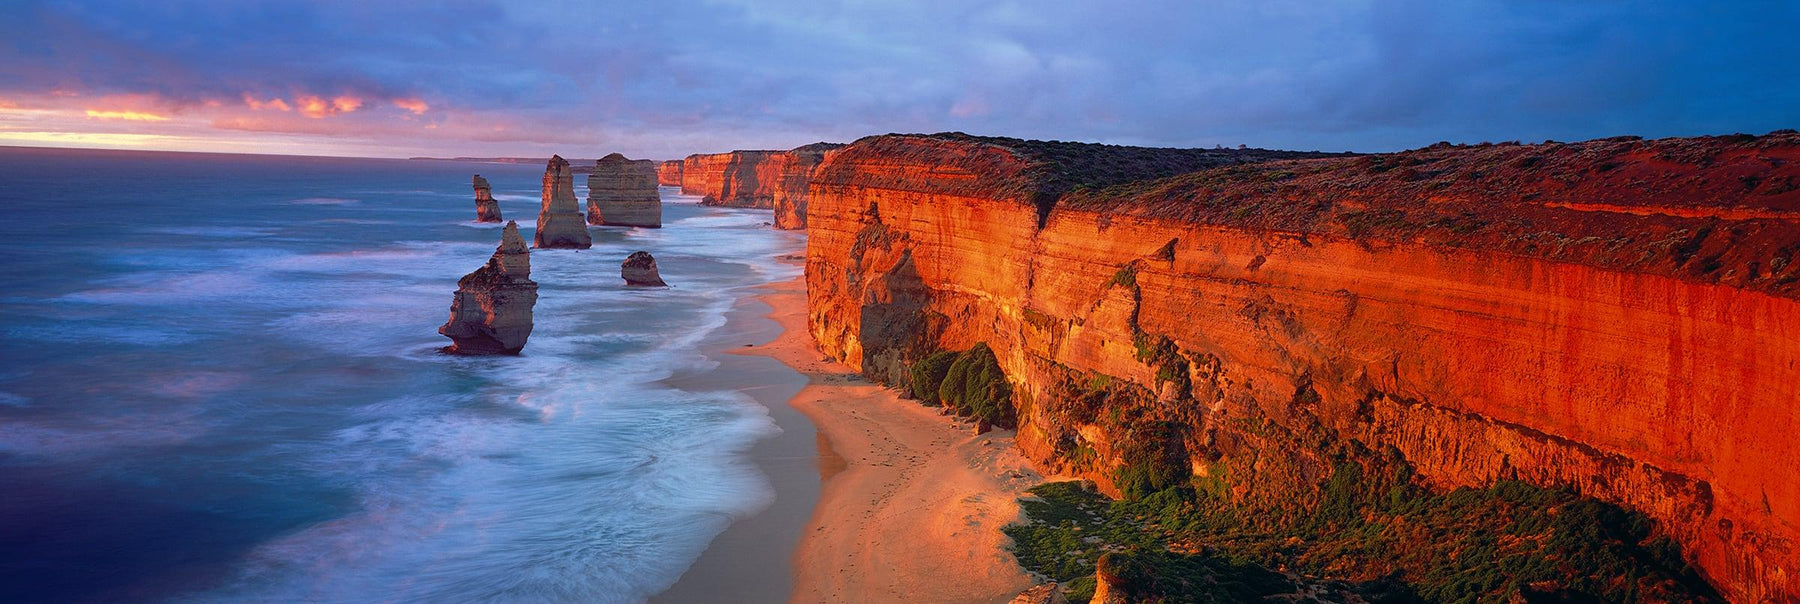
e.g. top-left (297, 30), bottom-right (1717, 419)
top-left (0, 146), bottom-right (804, 602)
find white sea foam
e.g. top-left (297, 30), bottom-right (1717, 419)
top-left (7, 160), bottom-right (800, 601)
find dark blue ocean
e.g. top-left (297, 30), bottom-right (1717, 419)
top-left (0, 146), bottom-right (803, 602)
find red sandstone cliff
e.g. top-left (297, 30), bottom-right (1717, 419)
top-left (657, 160), bottom-right (682, 187)
top-left (679, 143), bottom-right (843, 229)
top-left (804, 132), bottom-right (1800, 602)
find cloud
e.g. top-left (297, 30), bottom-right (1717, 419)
top-left (0, 0), bottom-right (1793, 158)
top-left (393, 98), bottom-right (428, 114)
top-left (244, 93), bottom-right (291, 111)
top-left (83, 109), bottom-right (169, 121)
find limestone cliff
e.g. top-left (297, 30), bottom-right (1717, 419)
top-left (472, 174), bottom-right (502, 222)
top-left (533, 155), bottom-right (592, 249)
top-left (804, 132), bottom-right (1800, 601)
top-left (679, 143), bottom-right (843, 229)
top-left (657, 160), bottom-right (683, 187)
top-left (440, 221), bottom-right (538, 354)
top-left (586, 153), bottom-right (662, 228)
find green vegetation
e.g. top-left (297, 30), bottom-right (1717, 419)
top-left (906, 342), bottom-right (1015, 428)
top-left (907, 350), bottom-right (958, 406)
top-left (1107, 264), bottom-right (1138, 289)
top-left (1130, 333), bottom-right (1191, 398)
top-left (1004, 468), bottom-right (1723, 604)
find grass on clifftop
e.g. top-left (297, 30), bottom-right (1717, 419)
top-left (1005, 473), bottom-right (1723, 603)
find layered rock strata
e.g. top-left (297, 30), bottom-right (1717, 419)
top-left (657, 160), bottom-right (683, 186)
top-left (621, 251), bottom-right (666, 286)
top-left (680, 143), bottom-right (842, 229)
top-left (440, 221), bottom-right (538, 354)
top-left (586, 153), bottom-right (662, 227)
top-left (804, 132), bottom-right (1800, 601)
top-left (533, 155), bottom-right (591, 249)
top-left (472, 174), bottom-right (502, 222)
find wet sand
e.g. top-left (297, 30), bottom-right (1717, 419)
top-left (655, 275), bottom-right (1043, 603)
top-left (651, 293), bottom-right (819, 604)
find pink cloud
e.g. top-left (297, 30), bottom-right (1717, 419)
top-left (331, 95), bottom-right (362, 112)
top-left (244, 93), bottom-right (292, 112)
top-left (393, 98), bottom-right (429, 114)
top-left (295, 94), bottom-right (363, 118)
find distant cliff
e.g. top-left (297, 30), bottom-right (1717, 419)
top-left (804, 132), bottom-right (1800, 602)
top-left (680, 143), bottom-right (842, 229)
top-left (657, 160), bottom-right (682, 187)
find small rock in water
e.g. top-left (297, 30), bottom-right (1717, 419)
top-left (621, 251), bottom-right (667, 286)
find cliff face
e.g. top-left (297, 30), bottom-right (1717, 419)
top-left (805, 132), bottom-right (1800, 601)
top-left (533, 155), bottom-right (592, 249)
top-left (657, 160), bottom-right (683, 186)
top-left (441, 221), bottom-right (538, 354)
top-left (586, 153), bottom-right (662, 228)
top-left (679, 143), bottom-right (843, 228)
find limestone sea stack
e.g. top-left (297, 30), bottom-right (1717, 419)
top-left (439, 221), bottom-right (538, 354)
top-left (586, 153), bottom-right (662, 227)
top-left (472, 174), bottom-right (502, 222)
top-left (621, 251), bottom-right (666, 286)
top-left (532, 155), bottom-right (592, 249)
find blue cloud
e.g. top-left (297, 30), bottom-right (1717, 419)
top-left (1, 0), bottom-right (1794, 157)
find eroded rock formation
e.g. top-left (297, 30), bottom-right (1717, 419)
top-left (586, 153), bottom-right (662, 228)
top-left (679, 143), bottom-right (842, 229)
top-left (657, 160), bottom-right (683, 186)
top-left (1009, 583), bottom-right (1067, 604)
top-left (440, 221), bottom-right (538, 354)
top-left (472, 174), bottom-right (502, 222)
top-left (621, 251), bottom-right (666, 286)
top-left (533, 155), bottom-right (591, 249)
top-left (805, 132), bottom-right (1800, 601)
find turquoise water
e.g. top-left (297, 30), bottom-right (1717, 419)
top-left (0, 146), bottom-right (803, 602)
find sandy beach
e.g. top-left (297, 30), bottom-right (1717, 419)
top-left (655, 273), bottom-right (1045, 603)
top-left (751, 276), bottom-right (1043, 603)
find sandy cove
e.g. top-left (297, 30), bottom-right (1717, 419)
top-left (745, 276), bottom-right (1044, 603)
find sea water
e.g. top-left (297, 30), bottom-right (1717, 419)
top-left (0, 146), bottom-right (803, 602)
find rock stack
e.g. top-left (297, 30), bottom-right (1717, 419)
top-left (532, 155), bottom-right (592, 249)
top-left (471, 174), bottom-right (502, 222)
top-left (621, 251), bottom-right (666, 286)
top-left (439, 221), bottom-right (538, 354)
top-left (586, 153), bottom-right (662, 228)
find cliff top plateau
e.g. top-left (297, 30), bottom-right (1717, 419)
top-left (816, 131), bottom-right (1800, 300)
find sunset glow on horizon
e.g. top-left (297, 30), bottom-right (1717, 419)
top-left (1, 1), bottom-right (1796, 159)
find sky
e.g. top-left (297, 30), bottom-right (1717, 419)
top-left (1, 0), bottom-right (1796, 159)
